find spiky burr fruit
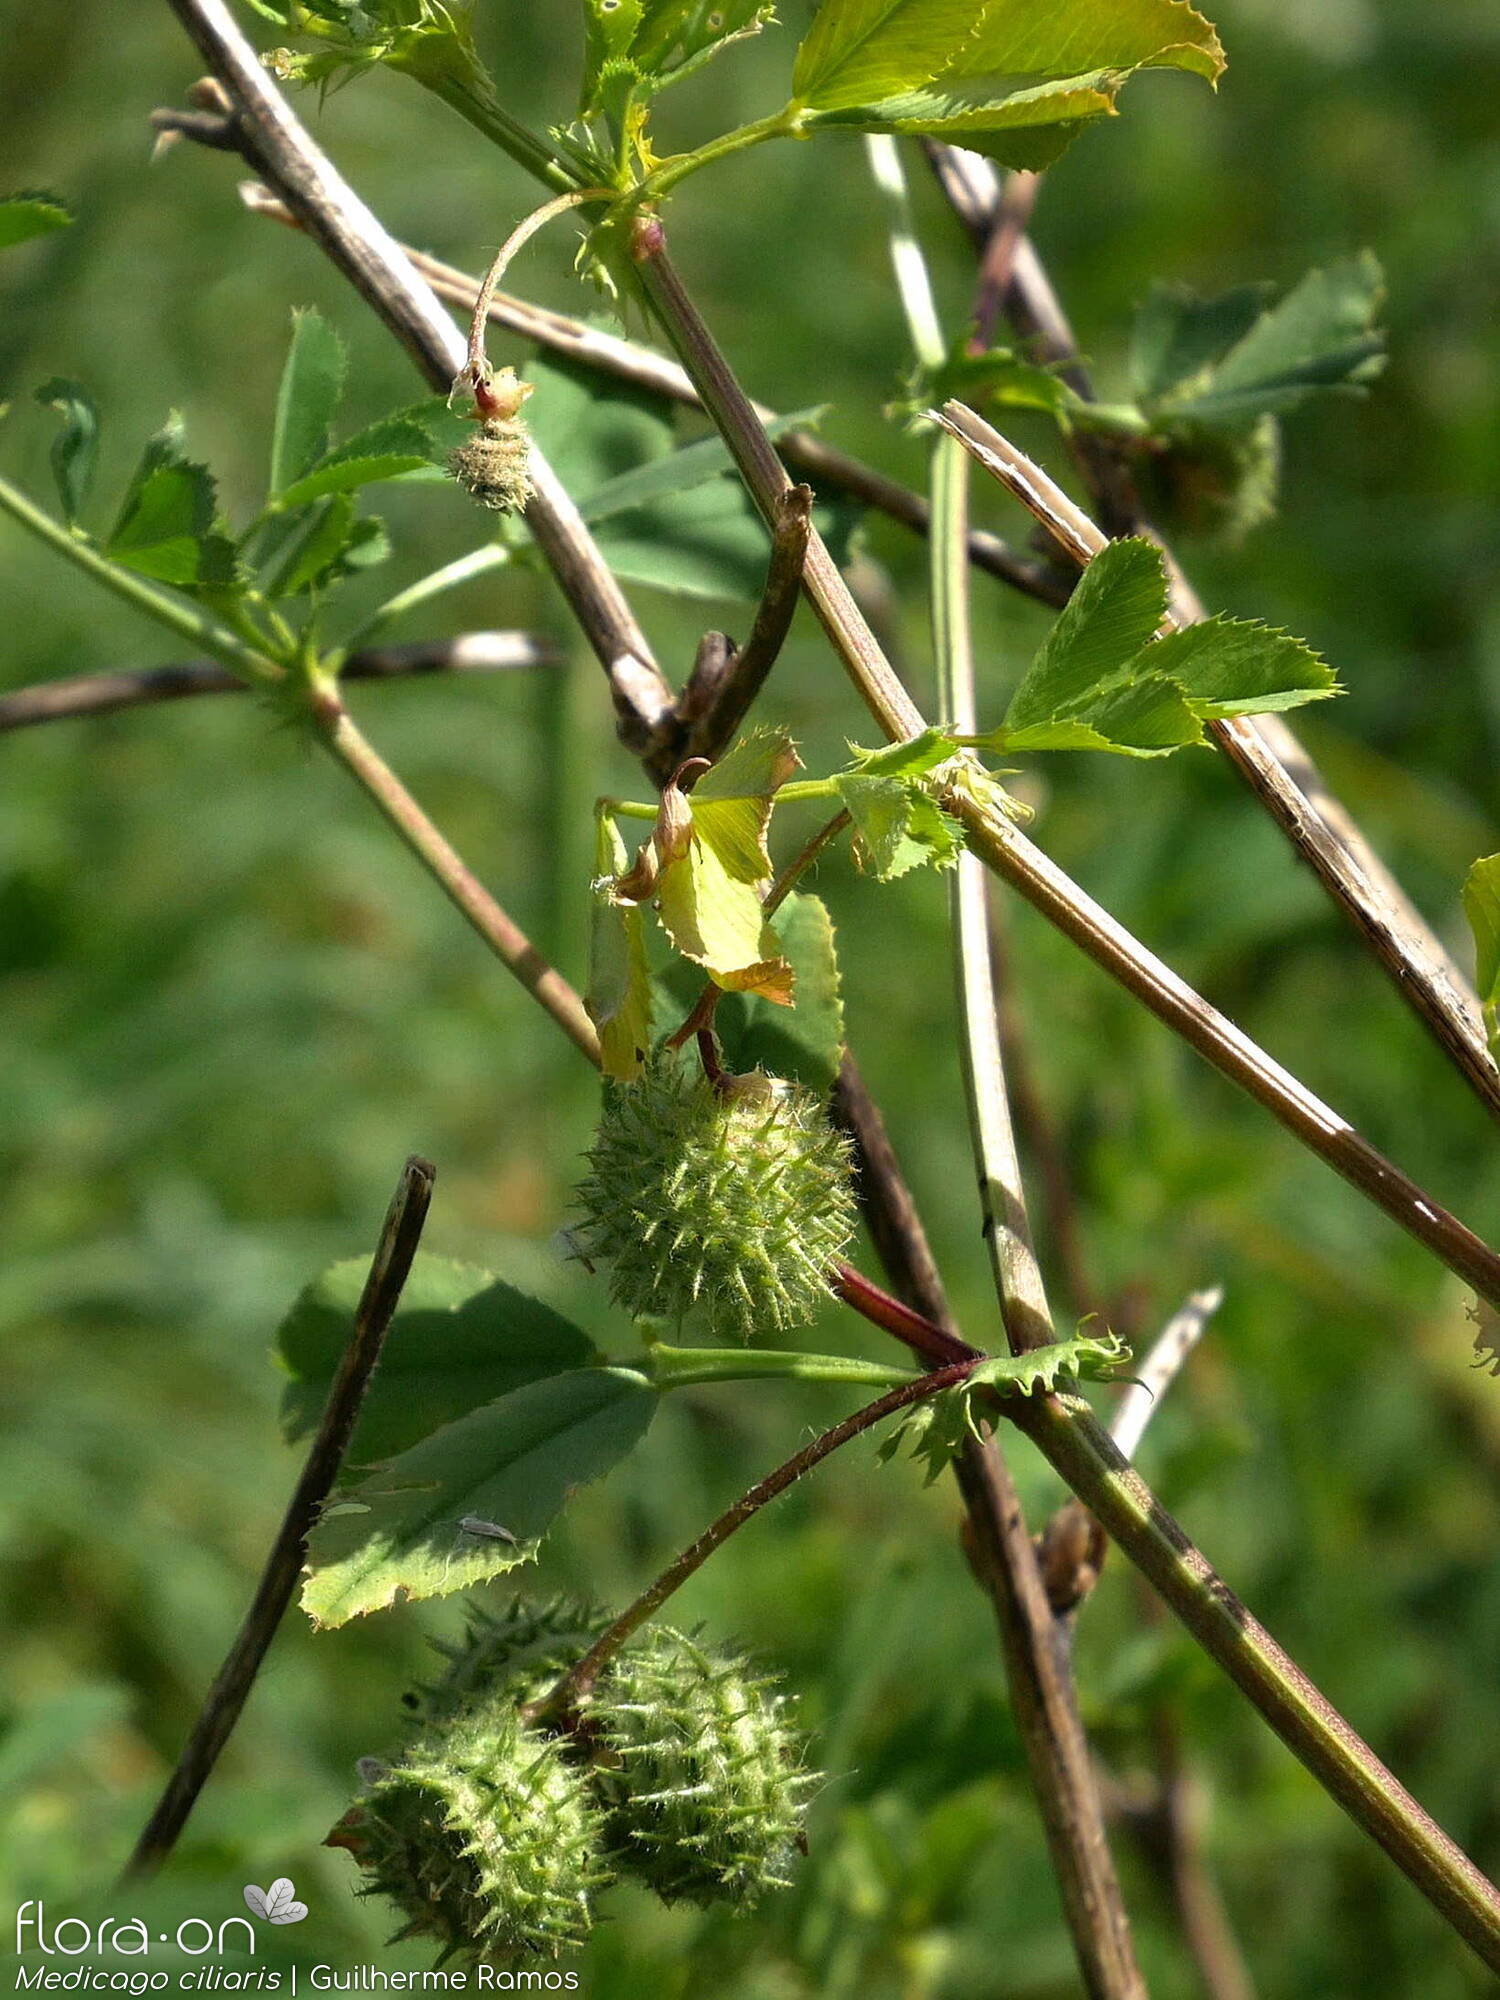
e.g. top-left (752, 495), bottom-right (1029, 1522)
top-left (586, 1626), bottom-right (816, 1906)
top-left (572, 1052), bottom-right (857, 1343)
top-left (413, 1595), bottom-right (603, 1726)
top-left (341, 1702), bottom-right (608, 1964)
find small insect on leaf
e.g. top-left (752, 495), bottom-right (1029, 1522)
top-left (458, 1515), bottom-right (519, 1546)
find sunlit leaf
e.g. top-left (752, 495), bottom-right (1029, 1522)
top-left (1143, 617), bottom-right (1337, 718)
top-left (301, 1367), bottom-right (656, 1625)
top-left (789, 0), bottom-right (1224, 168)
top-left (709, 892), bottom-right (847, 1093)
top-left (1005, 537), bottom-right (1168, 732)
top-left (588, 815), bottom-right (654, 1081)
top-left (689, 727), bottom-right (800, 884)
top-left (836, 771), bottom-right (964, 876)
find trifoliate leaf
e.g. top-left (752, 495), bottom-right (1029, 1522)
top-left (276, 1254), bottom-right (599, 1464)
top-left (33, 378), bottom-right (98, 526)
top-left (583, 0), bottom-right (776, 110)
top-left (269, 307), bottom-right (348, 501)
top-left (788, 0), bottom-right (1224, 169)
top-left (0, 191), bottom-right (72, 251)
top-left (301, 1367), bottom-right (656, 1625)
top-left (1005, 537), bottom-right (1169, 731)
top-left (1462, 853), bottom-right (1500, 1062)
top-left (588, 815), bottom-right (654, 1081)
top-left (689, 727), bottom-right (800, 884)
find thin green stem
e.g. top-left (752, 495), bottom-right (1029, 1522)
top-left (424, 74), bottom-right (581, 193)
top-left (640, 108), bottom-right (801, 203)
top-left (642, 1341), bottom-right (926, 1394)
top-left (0, 473), bottom-right (280, 685)
top-left (338, 543), bottom-right (512, 653)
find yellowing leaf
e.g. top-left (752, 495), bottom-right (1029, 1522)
top-left (588, 816), bottom-right (655, 1081)
top-left (689, 726), bottom-right (800, 883)
top-left (657, 833), bottom-right (794, 1001)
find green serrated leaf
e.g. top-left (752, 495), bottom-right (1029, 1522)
top-left (1463, 854), bottom-right (1500, 1062)
top-left (262, 493), bottom-right (375, 597)
top-left (301, 1367), bottom-right (656, 1625)
top-left (712, 891), bottom-right (846, 1093)
top-left (583, 0), bottom-right (645, 112)
top-left (274, 424), bottom-right (434, 512)
top-left (880, 1329), bottom-right (1131, 1483)
top-left (589, 815), bottom-right (654, 1081)
top-left (1155, 253), bottom-right (1386, 424)
top-left (1006, 537), bottom-right (1169, 731)
top-left (33, 377), bottom-right (99, 527)
top-left (270, 307), bottom-right (348, 500)
top-left (690, 726), bottom-right (800, 884)
top-left (836, 771), bottom-right (965, 876)
top-left (790, 0), bottom-right (1224, 168)
top-left (106, 425), bottom-right (240, 591)
top-left (634, 0), bottom-right (775, 76)
top-left (0, 191), bottom-right (73, 251)
top-left (1143, 616), bottom-right (1338, 718)
top-left (276, 1254), bottom-right (599, 1464)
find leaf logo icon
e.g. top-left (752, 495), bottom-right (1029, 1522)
top-left (243, 1879), bottom-right (309, 1925)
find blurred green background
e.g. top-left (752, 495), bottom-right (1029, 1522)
top-left (2, 0), bottom-right (1499, 1993)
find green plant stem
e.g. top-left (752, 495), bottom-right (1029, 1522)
top-left (626, 221), bottom-right (1500, 1311)
top-left (0, 472), bottom-right (279, 685)
top-left (308, 679), bottom-right (602, 1065)
top-left (525, 1359), bottom-right (975, 1719)
top-left (1010, 1392), bottom-right (1500, 1971)
top-left (341, 544), bottom-right (512, 651)
top-left (642, 1341), bottom-right (926, 1393)
top-left (637, 108), bottom-right (801, 202)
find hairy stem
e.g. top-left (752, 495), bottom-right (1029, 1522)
top-left (124, 1156), bottom-right (435, 1877)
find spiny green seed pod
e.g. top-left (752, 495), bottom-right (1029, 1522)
top-left (572, 1054), bottom-right (857, 1344)
top-left (413, 1595), bottom-right (602, 1727)
top-left (346, 1702), bottom-right (608, 1963)
top-left (585, 1626), bottom-right (816, 1907)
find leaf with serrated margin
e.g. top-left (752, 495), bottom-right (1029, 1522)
top-left (1006, 537), bottom-right (1168, 732)
top-left (1129, 280), bottom-right (1274, 404)
top-left (270, 308), bottom-right (348, 500)
top-left (712, 892), bottom-right (846, 1092)
top-left (34, 378), bottom-right (98, 526)
top-left (588, 815), bottom-right (654, 1081)
top-left (836, 771), bottom-right (964, 875)
top-left (690, 727), bottom-right (800, 884)
top-left (106, 424), bottom-right (240, 591)
top-left (1143, 617), bottom-right (1338, 718)
top-left (0, 192), bottom-right (72, 250)
top-left (277, 1254), bottom-right (599, 1465)
top-left (582, 0), bottom-right (645, 111)
top-left (301, 1368), bottom-right (656, 1625)
top-left (790, 0), bottom-right (1224, 168)
top-left (1463, 854), bottom-right (1500, 1062)
top-left (658, 836), bottom-right (794, 1000)
top-left (847, 726), bottom-right (959, 779)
